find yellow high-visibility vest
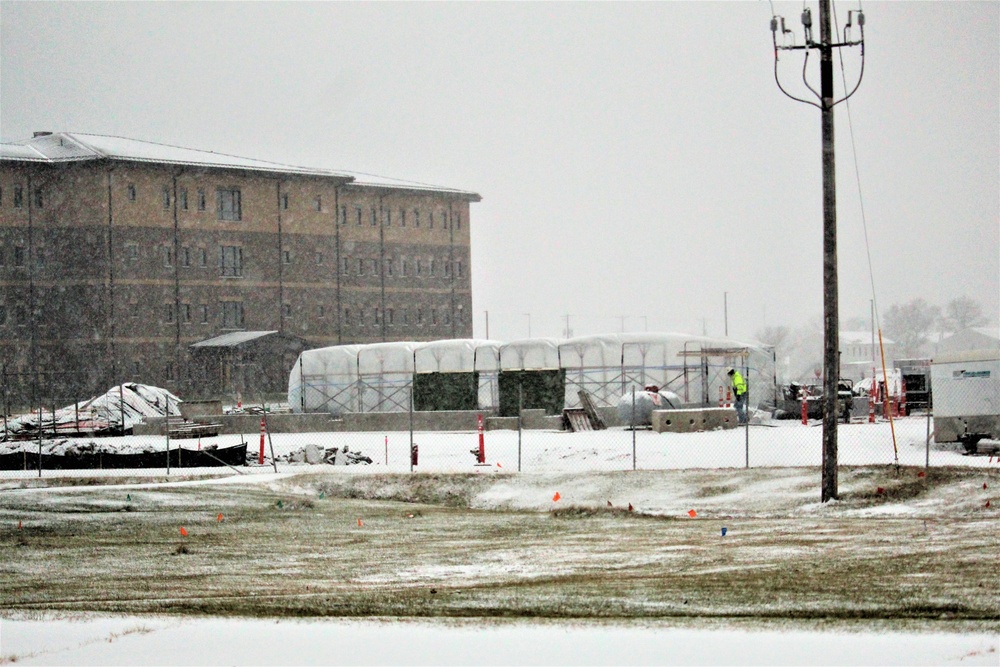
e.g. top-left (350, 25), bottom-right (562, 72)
top-left (732, 371), bottom-right (748, 396)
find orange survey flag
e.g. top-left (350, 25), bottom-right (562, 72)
top-left (687, 509), bottom-right (697, 518)
top-left (552, 492), bottom-right (561, 502)
top-left (179, 526), bottom-right (188, 536)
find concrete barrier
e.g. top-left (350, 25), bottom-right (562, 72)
top-left (702, 407), bottom-right (739, 430)
top-left (652, 409), bottom-right (702, 433)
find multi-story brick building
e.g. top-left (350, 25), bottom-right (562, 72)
top-left (0, 132), bottom-right (479, 402)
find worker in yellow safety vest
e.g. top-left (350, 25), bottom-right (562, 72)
top-left (728, 368), bottom-right (748, 425)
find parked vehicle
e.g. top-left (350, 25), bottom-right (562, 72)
top-left (930, 350), bottom-right (1000, 454)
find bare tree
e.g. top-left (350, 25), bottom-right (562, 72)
top-left (942, 296), bottom-right (987, 332)
top-left (883, 299), bottom-right (940, 357)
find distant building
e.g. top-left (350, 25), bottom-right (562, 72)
top-left (839, 330), bottom-right (896, 381)
top-left (934, 327), bottom-right (1000, 356)
top-left (0, 132), bottom-right (480, 402)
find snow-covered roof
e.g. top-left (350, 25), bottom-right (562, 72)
top-left (191, 331), bottom-right (279, 348)
top-left (840, 331), bottom-right (895, 345)
top-left (0, 132), bottom-right (481, 199)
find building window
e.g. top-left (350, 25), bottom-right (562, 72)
top-left (162, 186), bottom-right (171, 209)
top-left (181, 247), bottom-right (191, 267)
top-left (370, 207), bottom-right (377, 226)
top-left (340, 205), bottom-right (347, 225)
top-left (457, 261), bottom-right (463, 277)
top-left (282, 303), bottom-right (292, 318)
top-left (34, 188), bottom-right (43, 208)
top-left (222, 301), bottom-right (244, 328)
top-left (199, 248), bottom-right (208, 267)
top-left (455, 213), bottom-right (461, 230)
top-left (180, 188), bottom-right (188, 210)
top-left (456, 306), bottom-right (463, 324)
top-left (181, 303), bottom-right (191, 323)
top-left (316, 305), bottom-right (325, 318)
top-left (358, 258), bottom-right (365, 275)
top-left (400, 208), bottom-right (407, 227)
top-left (14, 247), bottom-right (25, 267)
top-left (282, 249), bottom-right (292, 264)
top-left (217, 188), bottom-right (242, 221)
top-left (374, 308), bottom-right (381, 325)
top-left (415, 259), bottom-right (422, 276)
top-left (281, 193), bottom-right (289, 210)
top-left (430, 259), bottom-right (436, 276)
top-left (200, 304), bottom-right (209, 323)
top-left (444, 261), bottom-right (450, 277)
top-left (387, 308), bottom-right (394, 325)
top-left (386, 258), bottom-right (393, 276)
top-left (402, 309), bottom-right (409, 325)
top-left (341, 256), bottom-right (350, 275)
top-left (13, 186), bottom-right (24, 208)
top-left (344, 308), bottom-right (350, 325)
top-left (401, 260), bottom-right (408, 277)
top-left (0, 306), bottom-right (6, 326)
top-left (417, 309), bottom-right (423, 325)
top-left (444, 311), bottom-right (451, 325)
top-left (0, 247), bottom-right (4, 266)
top-left (384, 208), bottom-right (391, 226)
top-left (431, 309), bottom-right (437, 325)
top-left (125, 243), bottom-right (139, 262)
top-left (442, 211), bottom-right (449, 229)
top-left (428, 211), bottom-right (434, 229)
top-left (130, 302), bottom-right (139, 319)
top-left (164, 246), bottom-right (174, 267)
top-left (414, 210), bottom-right (420, 228)
top-left (221, 246), bottom-right (243, 277)
top-left (356, 207), bottom-right (363, 226)
top-left (197, 189), bottom-right (206, 211)
top-left (370, 259), bottom-right (379, 274)
top-left (126, 184), bottom-right (136, 202)
top-left (315, 252), bottom-right (324, 265)
top-left (165, 303), bottom-right (176, 324)
top-left (314, 196), bottom-right (322, 212)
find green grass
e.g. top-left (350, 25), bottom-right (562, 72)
top-left (0, 468), bottom-right (997, 630)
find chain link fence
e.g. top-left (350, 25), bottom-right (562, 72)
top-left (2, 355), bottom-right (997, 479)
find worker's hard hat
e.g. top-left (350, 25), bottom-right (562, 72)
top-left (727, 368), bottom-right (735, 375)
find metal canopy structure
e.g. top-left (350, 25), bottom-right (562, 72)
top-left (289, 334), bottom-right (775, 417)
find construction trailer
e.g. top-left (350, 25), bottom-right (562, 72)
top-left (930, 350), bottom-right (1000, 453)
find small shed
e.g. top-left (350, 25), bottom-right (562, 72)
top-left (190, 331), bottom-right (306, 399)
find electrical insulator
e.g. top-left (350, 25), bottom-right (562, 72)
top-left (771, 17), bottom-right (778, 33)
top-left (801, 8), bottom-right (812, 28)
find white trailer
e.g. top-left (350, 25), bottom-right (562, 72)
top-left (930, 350), bottom-right (1000, 453)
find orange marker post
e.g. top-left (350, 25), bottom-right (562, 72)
top-left (259, 418), bottom-right (266, 465)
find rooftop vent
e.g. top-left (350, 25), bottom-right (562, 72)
top-left (33, 131), bottom-right (53, 138)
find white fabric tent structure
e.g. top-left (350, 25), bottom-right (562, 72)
top-left (288, 334), bottom-right (775, 415)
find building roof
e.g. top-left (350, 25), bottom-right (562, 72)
top-left (1, 132), bottom-right (481, 200)
top-left (190, 331), bottom-right (280, 348)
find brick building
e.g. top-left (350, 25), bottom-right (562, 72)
top-left (0, 132), bottom-right (479, 402)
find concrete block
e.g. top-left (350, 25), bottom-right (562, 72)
top-left (702, 407), bottom-right (739, 430)
top-left (652, 409), bottom-right (702, 433)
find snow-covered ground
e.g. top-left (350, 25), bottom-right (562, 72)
top-left (2, 415), bottom-right (994, 480)
top-left (1, 614), bottom-right (996, 666)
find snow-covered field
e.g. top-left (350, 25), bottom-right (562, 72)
top-left (3, 420), bottom-right (997, 666)
top-left (2, 415), bottom-right (994, 480)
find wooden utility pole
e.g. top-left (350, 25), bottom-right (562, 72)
top-left (770, 1), bottom-right (865, 502)
top-left (818, 0), bottom-right (839, 503)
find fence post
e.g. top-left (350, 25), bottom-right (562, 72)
top-left (925, 396), bottom-right (932, 470)
top-left (517, 382), bottom-right (523, 472)
top-left (166, 393), bottom-right (171, 474)
top-left (37, 400), bottom-right (43, 478)
top-left (631, 387), bottom-right (636, 471)
top-left (409, 388), bottom-right (415, 473)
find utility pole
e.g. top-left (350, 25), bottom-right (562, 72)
top-left (724, 292), bottom-right (729, 337)
top-left (485, 310), bottom-right (489, 339)
top-left (771, 1), bottom-right (865, 502)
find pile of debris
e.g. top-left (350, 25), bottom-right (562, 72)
top-left (2, 384), bottom-right (182, 440)
top-left (274, 444), bottom-right (372, 466)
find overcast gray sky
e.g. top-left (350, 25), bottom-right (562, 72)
top-left (2, 1), bottom-right (997, 342)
